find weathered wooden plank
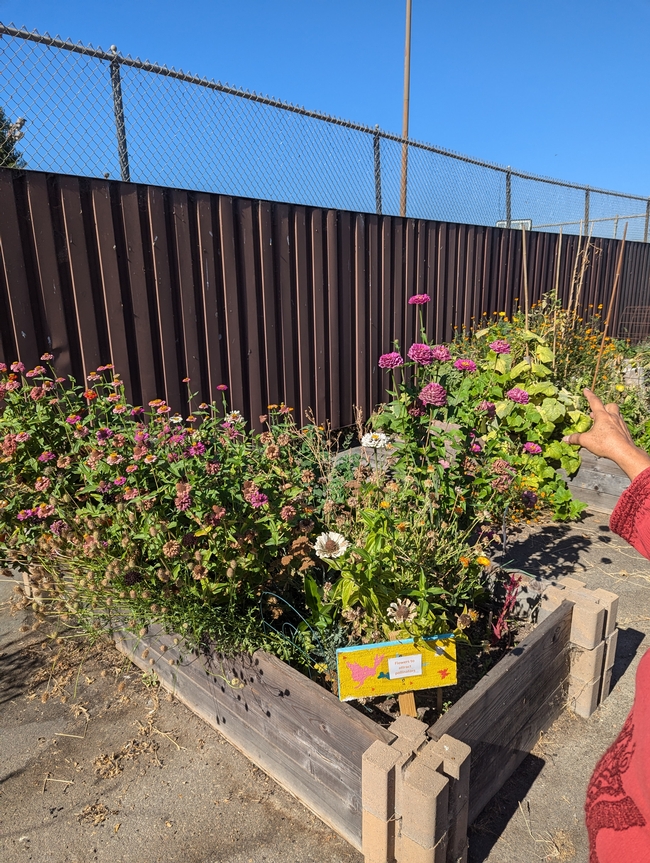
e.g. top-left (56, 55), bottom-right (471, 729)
top-left (428, 601), bottom-right (573, 824)
top-left (114, 626), bottom-right (393, 851)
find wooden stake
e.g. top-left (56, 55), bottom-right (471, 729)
top-left (390, 631), bottom-right (418, 717)
top-left (521, 224), bottom-right (529, 333)
top-left (552, 229), bottom-right (562, 371)
top-left (592, 223), bottom-right (627, 390)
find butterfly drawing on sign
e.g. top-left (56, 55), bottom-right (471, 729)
top-left (345, 654), bottom-right (384, 688)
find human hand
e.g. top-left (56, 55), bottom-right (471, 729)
top-left (563, 388), bottom-right (650, 481)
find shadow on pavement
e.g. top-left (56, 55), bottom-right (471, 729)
top-left (500, 522), bottom-right (594, 581)
top-left (0, 634), bottom-right (41, 706)
top-left (610, 627), bottom-right (646, 692)
top-left (467, 754), bottom-right (545, 863)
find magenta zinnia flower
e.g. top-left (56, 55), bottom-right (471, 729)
top-left (419, 382), bottom-right (447, 406)
top-left (378, 352), bottom-right (404, 370)
top-left (478, 400), bottom-right (496, 416)
top-left (506, 387), bottom-right (530, 404)
top-left (454, 358), bottom-right (477, 372)
top-left (216, 384), bottom-right (228, 391)
top-left (523, 442), bottom-right (542, 455)
top-left (66, 414), bottom-right (81, 425)
top-left (408, 294), bottom-right (431, 305)
top-left (408, 343), bottom-right (435, 365)
top-left (38, 451), bottom-right (56, 462)
top-left (249, 491), bottom-right (269, 508)
top-left (489, 339), bottom-right (511, 355)
top-left (431, 345), bottom-right (452, 361)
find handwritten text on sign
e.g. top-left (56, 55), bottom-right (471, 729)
top-left (336, 634), bottom-right (456, 701)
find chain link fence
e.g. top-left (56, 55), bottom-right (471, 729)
top-left (2, 22), bottom-right (649, 241)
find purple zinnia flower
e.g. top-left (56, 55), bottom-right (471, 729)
top-left (96, 427), bottom-right (113, 442)
top-left (378, 352), bottom-right (404, 370)
top-left (113, 476), bottom-right (127, 486)
top-left (407, 343), bottom-right (434, 365)
top-left (478, 400), bottom-right (496, 416)
top-left (506, 387), bottom-right (530, 405)
top-left (523, 442), bottom-right (542, 455)
top-left (186, 441), bottom-right (206, 457)
top-left (454, 358), bottom-right (477, 372)
top-left (522, 490), bottom-right (538, 508)
top-left (431, 345), bottom-right (452, 361)
top-left (419, 382), bottom-right (447, 407)
top-left (38, 451), bottom-right (56, 463)
top-left (489, 340), bottom-right (511, 355)
top-left (249, 491), bottom-right (269, 508)
top-left (408, 294), bottom-right (431, 305)
top-left (50, 520), bottom-right (66, 535)
top-left (471, 441), bottom-right (483, 453)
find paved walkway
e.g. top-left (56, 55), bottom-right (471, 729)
top-left (1, 511), bottom-right (648, 863)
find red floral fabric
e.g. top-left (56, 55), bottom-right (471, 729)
top-left (585, 466), bottom-right (650, 861)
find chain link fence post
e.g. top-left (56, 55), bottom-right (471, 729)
top-left (644, 200), bottom-right (650, 243)
top-left (584, 189), bottom-right (590, 235)
top-left (110, 45), bottom-right (131, 182)
top-left (505, 168), bottom-right (512, 228)
top-left (373, 126), bottom-right (382, 216)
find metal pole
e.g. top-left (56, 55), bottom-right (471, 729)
top-left (399, 0), bottom-right (412, 218)
top-left (644, 200), bottom-right (650, 243)
top-left (613, 215), bottom-right (619, 239)
top-left (373, 126), bottom-right (382, 216)
top-left (584, 189), bottom-right (590, 235)
top-left (110, 45), bottom-right (131, 182)
top-left (505, 168), bottom-right (512, 228)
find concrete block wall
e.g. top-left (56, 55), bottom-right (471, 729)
top-left (362, 717), bottom-right (470, 863)
top-left (539, 577), bottom-right (619, 718)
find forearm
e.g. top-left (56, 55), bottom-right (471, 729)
top-left (610, 466), bottom-right (650, 561)
top-left (613, 444), bottom-right (650, 482)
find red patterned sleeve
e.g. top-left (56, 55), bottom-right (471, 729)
top-left (610, 466), bottom-right (650, 561)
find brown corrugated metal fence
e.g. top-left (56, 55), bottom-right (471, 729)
top-left (0, 168), bottom-right (649, 428)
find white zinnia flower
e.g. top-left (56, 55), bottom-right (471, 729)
top-left (387, 598), bottom-right (417, 623)
top-left (361, 431), bottom-right (389, 449)
top-left (225, 410), bottom-right (243, 424)
top-left (314, 532), bottom-right (350, 559)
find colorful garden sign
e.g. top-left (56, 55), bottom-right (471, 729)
top-left (336, 634), bottom-right (456, 701)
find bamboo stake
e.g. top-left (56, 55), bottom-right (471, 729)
top-left (566, 223), bottom-right (583, 323)
top-left (552, 229), bottom-right (562, 371)
top-left (521, 224), bottom-right (529, 332)
top-left (572, 223), bottom-right (593, 321)
top-left (592, 223), bottom-right (627, 390)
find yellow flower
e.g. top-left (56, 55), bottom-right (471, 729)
top-left (499, 311), bottom-right (506, 317)
top-left (379, 501), bottom-right (390, 509)
top-left (314, 662), bottom-right (328, 673)
top-left (615, 384), bottom-right (625, 392)
top-left (459, 556), bottom-right (470, 567)
top-left (476, 556), bottom-right (490, 567)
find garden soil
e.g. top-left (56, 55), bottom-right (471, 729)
top-left (1, 510), bottom-right (649, 863)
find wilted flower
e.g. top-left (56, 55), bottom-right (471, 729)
top-left (453, 358), bottom-right (477, 372)
top-left (378, 351), bottom-right (404, 370)
top-left (280, 505), bottom-right (296, 521)
top-left (163, 540), bottom-right (181, 559)
top-left (387, 598), bottom-right (417, 623)
top-left (361, 431), bottom-right (389, 448)
top-left (523, 442), bottom-right (542, 455)
top-left (408, 294), bottom-right (430, 305)
top-left (205, 461), bottom-right (220, 475)
top-left (489, 340), bottom-right (511, 354)
top-left (522, 490), bottom-right (538, 507)
top-left (174, 482), bottom-right (192, 511)
top-left (34, 477), bottom-right (50, 492)
top-left (314, 532), bottom-right (350, 559)
top-left (407, 343), bottom-right (434, 365)
top-left (419, 382), bottom-right (447, 406)
top-left (506, 387), bottom-right (530, 404)
top-left (478, 400), bottom-right (496, 417)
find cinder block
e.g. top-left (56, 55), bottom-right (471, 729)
top-left (402, 760), bottom-right (449, 850)
top-left (363, 740), bottom-right (403, 821)
top-left (362, 808), bottom-right (396, 863)
top-left (434, 735), bottom-right (470, 863)
top-left (391, 715), bottom-right (428, 743)
top-left (600, 665), bottom-right (614, 703)
top-left (604, 629), bottom-right (618, 671)
top-left (558, 577), bottom-right (587, 590)
top-left (568, 674), bottom-right (600, 718)
top-left (394, 748), bottom-right (418, 820)
top-left (593, 588), bottom-right (619, 637)
top-left (435, 735), bottom-right (471, 782)
top-left (397, 834), bottom-right (436, 863)
top-left (570, 640), bottom-right (605, 684)
top-left (569, 601), bottom-right (606, 650)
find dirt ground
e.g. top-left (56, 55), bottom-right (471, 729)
top-left (1, 510), bottom-right (649, 863)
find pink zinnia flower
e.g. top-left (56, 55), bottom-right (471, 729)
top-left (216, 384), bottom-right (228, 391)
top-left (408, 294), bottom-right (431, 305)
top-left (506, 387), bottom-right (530, 404)
top-left (126, 464), bottom-right (138, 473)
top-left (35, 504), bottom-right (55, 519)
top-left (523, 442), bottom-right (542, 455)
top-left (113, 476), bottom-right (127, 486)
top-left (17, 509), bottom-right (34, 521)
top-left (478, 400), bottom-right (496, 416)
top-left (439, 458), bottom-right (450, 469)
top-left (123, 488), bottom-right (139, 500)
top-left (378, 352), bottom-right (404, 370)
top-left (186, 441), bottom-right (206, 457)
top-left (41, 353), bottom-right (54, 361)
top-left (419, 382), bottom-right (447, 407)
top-left (489, 340), bottom-right (511, 355)
top-left (0, 363), bottom-right (6, 372)
top-left (408, 343), bottom-right (435, 365)
top-left (15, 432), bottom-right (31, 443)
top-left (157, 405), bottom-right (171, 414)
top-left (66, 414), bottom-right (81, 424)
top-left (35, 477), bottom-right (50, 492)
top-left (182, 377), bottom-right (191, 383)
top-left (131, 406), bottom-right (144, 416)
top-left (38, 451), bottom-right (56, 462)
top-left (454, 358), bottom-right (477, 372)
top-left (471, 441), bottom-right (482, 453)
top-left (5, 380), bottom-right (19, 391)
top-left (10, 361), bottom-right (25, 373)
top-left (249, 491), bottom-right (269, 508)
top-left (431, 345), bottom-right (452, 361)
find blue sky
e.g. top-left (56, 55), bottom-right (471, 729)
top-left (3, 0), bottom-right (650, 196)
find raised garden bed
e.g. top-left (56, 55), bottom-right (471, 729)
top-left (114, 579), bottom-right (618, 862)
top-left (564, 448), bottom-right (630, 514)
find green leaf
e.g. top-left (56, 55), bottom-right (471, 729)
top-left (495, 400), bottom-right (514, 418)
top-left (535, 345), bottom-right (555, 363)
top-left (510, 360), bottom-right (531, 379)
top-left (531, 363), bottom-right (551, 378)
top-left (537, 398), bottom-right (565, 424)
